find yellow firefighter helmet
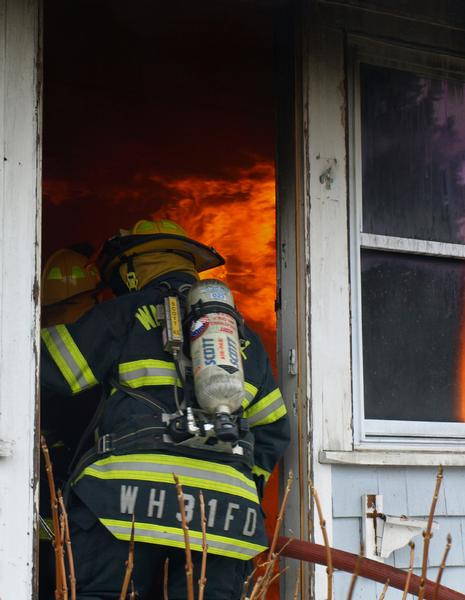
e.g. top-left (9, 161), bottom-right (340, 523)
top-left (42, 248), bottom-right (100, 306)
top-left (96, 219), bottom-right (224, 294)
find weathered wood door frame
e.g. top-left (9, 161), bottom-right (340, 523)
top-left (0, 0), bottom-right (42, 597)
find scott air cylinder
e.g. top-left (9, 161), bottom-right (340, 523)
top-left (187, 279), bottom-right (245, 441)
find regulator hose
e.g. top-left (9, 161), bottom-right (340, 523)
top-left (275, 537), bottom-right (465, 600)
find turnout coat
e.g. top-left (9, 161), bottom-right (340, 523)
top-left (41, 273), bottom-right (290, 560)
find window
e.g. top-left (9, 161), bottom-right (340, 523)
top-left (351, 41), bottom-right (465, 444)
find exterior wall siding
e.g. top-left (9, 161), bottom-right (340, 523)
top-left (332, 466), bottom-right (465, 596)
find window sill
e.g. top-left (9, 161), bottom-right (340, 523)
top-left (319, 449), bottom-right (465, 467)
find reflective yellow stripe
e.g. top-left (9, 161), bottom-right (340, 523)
top-left (82, 468), bottom-right (258, 503)
top-left (100, 518), bottom-right (267, 560)
top-left (123, 376), bottom-right (182, 388)
top-left (41, 328), bottom-right (78, 393)
top-left (246, 388), bottom-right (281, 418)
top-left (77, 453), bottom-right (258, 503)
top-left (119, 359), bottom-right (182, 389)
top-left (245, 388), bottom-right (287, 427)
top-left (250, 403), bottom-right (287, 428)
top-left (241, 381), bottom-right (258, 410)
top-left (252, 465), bottom-right (271, 482)
top-left (41, 326), bottom-right (97, 394)
top-left (119, 359), bottom-right (175, 373)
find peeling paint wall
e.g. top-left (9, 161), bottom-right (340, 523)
top-left (0, 0), bottom-right (41, 597)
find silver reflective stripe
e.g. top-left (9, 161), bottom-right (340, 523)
top-left (48, 327), bottom-right (90, 391)
top-left (89, 460), bottom-right (255, 498)
top-left (247, 394), bottom-right (285, 427)
top-left (244, 387), bottom-right (256, 403)
top-left (104, 522), bottom-right (263, 559)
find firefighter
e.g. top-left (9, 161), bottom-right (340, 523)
top-left (41, 247), bottom-right (102, 327)
top-left (40, 219), bottom-right (290, 600)
top-left (40, 247), bottom-right (103, 466)
top-left (40, 247), bottom-right (103, 598)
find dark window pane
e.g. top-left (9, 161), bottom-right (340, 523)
top-left (362, 250), bottom-right (465, 422)
top-left (361, 63), bottom-right (465, 243)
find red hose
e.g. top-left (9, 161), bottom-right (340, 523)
top-left (276, 537), bottom-right (465, 600)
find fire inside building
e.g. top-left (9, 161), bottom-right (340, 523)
top-left (41, 0), bottom-right (281, 598)
top-left (7, 1), bottom-right (465, 599)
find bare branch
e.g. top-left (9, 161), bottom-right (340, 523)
top-left (310, 479), bottom-right (333, 600)
top-left (41, 436), bottom-right (65, 600)
top-left (293, 574), bottom-right (300, 600)
top-left (163, 558), bottom-right (169, 600)
top-left (401, 542), bottom-right (415, 600)
top-left (240, 565), bottom-right (259, 600)
top-left (346, 545), bottom-right (363, 600)
top-left (418, 466), bottom-right (443, 600)
top-left (268, 471), bottom-right (293, 561)
top-left (119, 515), bottom-right (135, 600)
top-left (377, 579), bottom-right (390, 600)
top-left (248, 471), bottom-right (293, 600)
top-left (173, 473), bottom-right (194, 600)
top-left (198, 491), bottom-right (208, 600)
top-left (129, 580), bottom-right (137, 600)
top-left (433, 534), bottom-right (452, 600)
top-left (259, 566), bottom-right (289, 598)
top-left (58, 491), bottom-right (76, 600)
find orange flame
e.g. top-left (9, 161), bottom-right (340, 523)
top-left (149, 161), bottom-right (277, 364)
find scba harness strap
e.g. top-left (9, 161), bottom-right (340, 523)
top-left (67, 282), bottom-right (255, 494)
top-left (102, 377), bottom-right (254, 464)
top-left (68, 375), bottom-right (255, 495)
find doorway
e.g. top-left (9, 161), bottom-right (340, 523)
top-left (41, 1), bottom-right (288, 598)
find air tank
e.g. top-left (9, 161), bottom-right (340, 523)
top-left (187, 279), bottom-right (244, 416)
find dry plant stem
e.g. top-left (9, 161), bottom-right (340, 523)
top-left (173, 473), bottom-right (194, 600)
top-left (260, 566), bottom-right (289, 597)
top-left (248, 575), bottom-right (264, 600)
top-left (378, 579), bottom-right (390, 600)
top-left (418, 465), bottom-right (444, 600)
top-left (240, 566), bottom-right (259, 600)
top-left (310, 479), bottom-right (333, 600)
top-left (163, 558), bottom-right (169, 600)
top-left (58, 512), bottom-right (69, 600)
top-left (249, 472), bottom-right (294, 600)
top-left (198, 491), bottom-right (208, 600)
top-left (256, 556), bottom-right (279, 600)
top-left (119, 515), bottom-right (135, 600)
top-left (346, 548), bottom-right (363, 600)
top-left (433, 534), bottom-right (452, 600)
top-left (58, 491), bottom-right (77, 600)
top-left (401, 542), bottom-right (415, 600)
top-left (41, 436), bottom-right (65, 600)
top-left (249, 540), bottom-right (291, 598)
top-left (129, 581), bottom-right (136, 600)
top-left (293, 575), bottom-right (300, 600)
top-left (268, 471), bottom-right (293, 561)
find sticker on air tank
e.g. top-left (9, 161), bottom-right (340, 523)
top-left (196, 335), bottom-right (241, 369)
top-left (208, 312), bottom-right (235, 334)
top-left (203, 284), bottom-right (227, 301)
top-left (190, 316), bottom-right (209, 340)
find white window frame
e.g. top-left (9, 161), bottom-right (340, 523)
top-left (349, 36), bottom-right (465, 447)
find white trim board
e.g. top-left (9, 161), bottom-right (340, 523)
top-left (320, 450), bottom-right (465, 466)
